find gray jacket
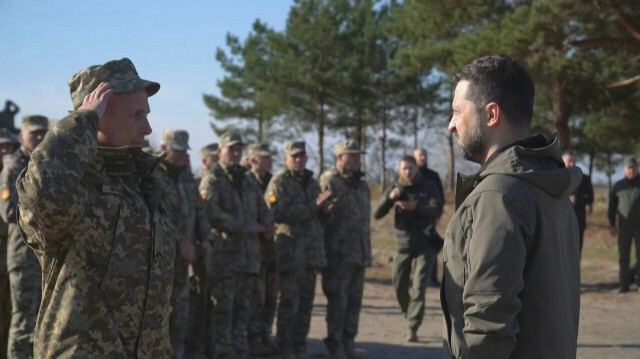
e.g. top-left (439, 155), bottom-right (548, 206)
top-left (442, 135), bottom-right (582, 359)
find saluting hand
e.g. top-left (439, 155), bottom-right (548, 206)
top-left (78, 82), bottom-right (113, 119)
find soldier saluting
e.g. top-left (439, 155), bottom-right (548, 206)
top-left (17, 58), bottom-right (176, 358)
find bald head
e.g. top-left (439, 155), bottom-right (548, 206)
top-left (414, 148), bottom-right (428, 167)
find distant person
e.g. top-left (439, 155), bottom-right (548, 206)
top-left (319, 140), bottom-right (370, 359)
top-left (562, 150), bottom-right (594, 251)
top-left (442, 55), bottom-right (581, 358)
top-left (608, 157), bottom-right (640, 293)
top-left (266, 141), bottom-right (332, 359)
top-left (0, 100), bottom-right (19, 132)
top-left (156, 129), bottom-right (213, 359)
top-left (1, 115), bottom-right (48, 359)
top-left (413, 147), bottom-right (444, 287)
top-left (16, 58), bottom-right (176, 358)
top-left (373, 155), bottom-right (443, 342)
top-left (199, 143), bottom-right (219, 172)
top-left (245, 143), bottom-right (279, 356)
top-left (0, 128), bottom-right (19, 359)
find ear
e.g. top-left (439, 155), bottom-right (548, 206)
top-left (18, 132), bottom-right (24, 144)
top-left (484, 102), bottom-right (501, 128)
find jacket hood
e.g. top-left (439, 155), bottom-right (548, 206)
top-left (462, 134), bottom-right (582, 201)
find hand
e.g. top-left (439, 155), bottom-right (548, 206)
top-left (246, 223), bottom-right (267, 234)
top-left (397, 199), bottom-right (417, 211)
top-left (569, 194), bottom-right (576, 205)
top-left (323, 198), bottom-right (338, 214)
top-left (316, 191), bottom-right (333, 207)
top-left (180, 239), bottom-right (196, 262)
top-left (200, 240), bottom-right (212, 257)
top-left (78, 82), bottom-right (113, 119)
top-left (610, 226), bottom-right (618, 237)
top-left (389, 188), bottom-right (401, 200)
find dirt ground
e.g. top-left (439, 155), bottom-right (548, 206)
top-left (295, 189), bottom-right (640, 359)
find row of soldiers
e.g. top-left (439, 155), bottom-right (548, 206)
top-left (0, 74), bottom-right (371, 359)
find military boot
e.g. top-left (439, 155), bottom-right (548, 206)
top-left (404, 329), bottom-right (418, 342)
top-left (343, 339), bottom-right (367, 359)
top-left (324, 338), bottom-right (348, 359)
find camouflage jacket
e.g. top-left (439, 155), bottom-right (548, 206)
top-left (155, 161), bottom-right (212, 277)
top-left (0, 146), bottom-right (35, 272)
top-left (17, 110), bottom-right (176, 359)
top-left (199, 162), bottom-right (272, 274)
top-left (319, 166), bottom-right (371, 268)
top-left (265, 168), bottom-right (326, 273)
top-left (248, 169), bottom-right (272, 194)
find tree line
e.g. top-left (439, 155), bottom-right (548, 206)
top-left (204, 0), bottom-right (640, 190)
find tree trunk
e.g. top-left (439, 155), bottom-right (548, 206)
top-left (551, 73), bottom-right (571, 150)
top-left (318, 102), bottom-right (325, 177)
top-left (588, 147), bottom-right (594, 214)
top-left (381, 106), bottom-right (387, 191)
top-left (412, 108), bottom-right (418, 149)
top-left (606, 152), bottom-right (613, 192)
top-left (257, 116), bottom-right (264, 142)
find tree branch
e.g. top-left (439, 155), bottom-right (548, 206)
top-left (569, 37), bottom-right (640, 50)
top-left (605, 74), bottom-right (640, 88)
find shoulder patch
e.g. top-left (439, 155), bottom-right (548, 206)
top-left (268, 192), bottom-right (277, 204)
top-left (0, 185), bottom-right (9, 201)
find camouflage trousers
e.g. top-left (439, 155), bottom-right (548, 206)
top-left (185, 252), bottom-right (210, 357)
top-left (208, 271), bottom-right (256, 359)
top-left (393, 249), bottom-right (435, 331)
top-left (275, 268), bottom-right (317, 354)
top-left (248, 240), bottom-right (278, 343)
top-left (321, 264), bottom-right (365, 351)
top-left (7, 254), bottom-right (41, 359)
top-left (170, 255), bottom-right (190, 359)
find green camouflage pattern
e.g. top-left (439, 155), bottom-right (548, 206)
top-left (276, 268), bottom-right (317, 355)
top-left (16, 110), bottom-right (176, 358)
top-left (0, 146), bottom-right (41, 359)
top-left (155, 161), bottom-right (212, 358)
top-left (266, 167), bottom-right (326, 272)
top-left (318, 166), bottom-right (371, 268)
top-left (199, 162), bottom-right (272, 358)
top-left (68, 58), bottom-right (160, 109)
top-left (161, 129), bottom-right (190, 151)
top-left (20, 115), bottom-right (48, 131)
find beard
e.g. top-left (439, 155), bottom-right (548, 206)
top-left (460, 118), bottom-right (485, 164)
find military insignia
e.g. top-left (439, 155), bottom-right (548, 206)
top-left (268, 192), bottom-right (277, 204)
top-left (0, 185), bottom-right (8, 201)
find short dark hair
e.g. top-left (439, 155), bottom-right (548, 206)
top-left (400, 155), bottom-right (416, 165)
top-left (453, 55), bottom-right (535, 127)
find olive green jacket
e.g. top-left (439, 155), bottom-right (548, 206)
top-left (442, 135), bottom-right (582, 359)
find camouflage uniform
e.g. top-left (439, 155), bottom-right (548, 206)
top-left (2, 116), bottom-right (48, 359)
top-left (17, 59), bottom-right (175, 358)
top-left (0, 129), bottom-right (19, 359)
top-left (319, 141), bottom-right (371, 358)
top-left (266, 141), bottom-right (327, 357)
top-left (185, 143), bottom-right (219, 358)
top-left (199, 134), bottom-right (272, 358)
top-left (155, 129), bottom-right (212, 359)
top-left (245, 144), bottom-right (279, 354)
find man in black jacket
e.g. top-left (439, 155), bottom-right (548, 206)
top-left (373, 155), bottom-right (443, 342)
top-left (562, 150), bottom-right (594, 252)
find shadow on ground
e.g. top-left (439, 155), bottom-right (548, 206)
top-left (578, 343), bottom-right (640, 349)
top-left (580, 281), bottom-right (619, 293)
top-left (303, 338), bottom-right (444, 359)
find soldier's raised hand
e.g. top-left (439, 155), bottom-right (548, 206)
top-left (78, 82), bottom-right (113, 119)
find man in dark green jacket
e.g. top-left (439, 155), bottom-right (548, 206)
top-left (443, 55), bottom-right (581, 359)
top-left (373, 155), bottom-right (443, 342)
top-left (608, 157), bottom-right (640, 293)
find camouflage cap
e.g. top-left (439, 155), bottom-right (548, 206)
top-left (218, 131), bottom-right (243, 148)
top-left (623, 157), bottom-right (638, 167)
top-left (162, 129), bottom-right (190, 151)
top-left (68, 58), bottom-right (160, 109)
top-left (199, 143), bottom-right (218, 158)
top-left (0, 128), bottom-right (19, 145)
top-left (334, 139), bottom-right (364, 156)
top-left (285, 141), bottom-right (306, 156)
top-left (247, 143), bottom-right (273, 157)
top-left (21, 115), bottom-right (49, 132)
